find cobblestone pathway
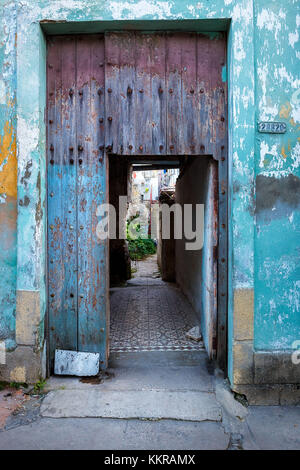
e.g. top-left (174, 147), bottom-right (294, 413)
top-left (110, 255), bottom-right (204, 353)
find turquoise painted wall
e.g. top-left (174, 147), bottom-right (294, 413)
top-left (0, 0), bottom-right (299, 381)
top-left (0, 0), bottom-right (17, 352)
top-left (254, 0), bottom-right (300, 350)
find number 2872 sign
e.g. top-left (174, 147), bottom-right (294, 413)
top-left (258, 122), bottom-right (287, 134)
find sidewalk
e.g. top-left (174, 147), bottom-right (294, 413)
top-left (0, 350), bottom-right (299, 450)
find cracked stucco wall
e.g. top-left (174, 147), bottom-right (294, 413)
top-left (0, 0), bottom-right (299, 387)
top-left (0, 0), bottom-right (17, 354)
top-left (254, 1), bottom-right (300, 351)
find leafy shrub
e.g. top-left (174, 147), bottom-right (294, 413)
top-left (128, 237), bottom-right (156, 261)
top-left (126, 213), bottom-right (156, 260)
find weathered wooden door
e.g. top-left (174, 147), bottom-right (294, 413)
top-left (47, 35), bottom-right (108, 371)
top-left (47, 32), bottom-right (227, 372)
top-left (104, 31), bottom-right (227, 369)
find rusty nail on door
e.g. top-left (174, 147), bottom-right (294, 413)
top-left (50, 192), bottom-right (54, 197)
top-left (99, 145), bottom-right (104, 151)
top-left (127, 86), bottom-right (133, 95)
top-left (48, 64), bottom-right (53, 69)
top-left (222, 190), bottom-right (226, 195)
top-left (69, 89), bottom-right (74, 96)
top-left (190, 89), bottom-right (194, 94)
top-left (99, 118), bottom-right (103, 123)
top-left (139, 145), bottom-right (143, 151)
top-left (70, 293), bottom-right (74, 298)
top-left (169, 145), bottom-right (174, 150)
top-left (107, 88), bottom-right (112, 93)
top-left (70, 159), bottom-right (74, 165)
top-left (108, 116), bottom-right (112, 122)
top-left (98, 89), bottom-right (102, 95)
top-left (78, 145), bottom-right (83, 151)
top-left (50, 159), bottom-right (54, 165)
top-left (159, 87), bottom-right (163, 94)
top-left (128, 145), bottom-right (133, 150)
top-left (169, 88), bottom-right (173, 94)
top-left (50, 144), bottom-right (54, 151)
top-left (80, 225), bottom-right (84, 230)
top-left (69, 146), bottom-right (74, 152)
top-left (79, 90), bottom-right (83, 96)
top-left (139, 89), bottom-right (144, 93)
top-left (220, 116), bottom-right (225, 122)
top-left (200, 145), bottom-right (205, 152)
top-left (50, 294), bottom-right (55, 298)
top-left (49, 120), bottom-right (53, 124)
top-left (100, 328), bottom-right (104, 333)
top-left (221, 157), bottom-right (225, 161)
top-left (200, 88), bottom-right (204, 93)
top-left (79, 159), bottom-right (83, 165)
top-left (50, 225), bottom-right (54, 229)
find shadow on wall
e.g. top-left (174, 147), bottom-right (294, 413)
top-left (175, 156), bottom-right (218, 359)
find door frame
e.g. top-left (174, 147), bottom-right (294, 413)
top-left (45, 31), bottom-right (228, 373)
top-left (16, 14), bottom-right (256, 384)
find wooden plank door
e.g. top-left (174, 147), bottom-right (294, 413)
top-left (47, 31), bottom-right (227, 373)
top-left (104, 31), bottom-right (228, 370)
top-left (104, 32), bottom-right (227, 157)
top-left (47, 35), bottom-right (108, 371)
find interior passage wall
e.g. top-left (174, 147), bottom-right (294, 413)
top-left (175, 157), bottom-right (217, 358)
top-left (109, 158), bottom-right (131, 285)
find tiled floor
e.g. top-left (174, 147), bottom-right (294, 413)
top-left (110, 255), bottom-right (204, 353)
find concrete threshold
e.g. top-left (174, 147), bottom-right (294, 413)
top-left (40, 389), bottom-right (222, 422)
top-left (109, 350), bottom-right (206, 368)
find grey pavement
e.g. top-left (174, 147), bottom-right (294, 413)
top-left (0, 259), bottom-right (299, 451)
top-left (0, 350), bottom-right (299, 450)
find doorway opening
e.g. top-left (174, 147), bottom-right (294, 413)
top-left (46, 31), bottom-right (228, 376)
top-left (109, 154), bottom-right (218, 360)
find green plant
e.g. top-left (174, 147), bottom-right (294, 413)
top-left (127, 238), bottom-right (156, 261)
top-left (126, 214), bottom-right (156, 261)
top-left (0, 381), bottom-right (28, 391)
top-left (33, 378), bottom-right (47, 393)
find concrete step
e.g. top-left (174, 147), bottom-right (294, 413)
top-left (44, 365), bottom-right (214, 393)
top-left (109, 350), bottom-right (206, 368)
top-left (40, 389), bottom-right (222, 422)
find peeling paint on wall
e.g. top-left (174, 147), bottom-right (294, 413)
top-left (0, 0), bottom-right (299, 384)
top-left (254, 0), bottom-right (300, 351)
top-left (0, 120), bottom-right (17, 199)
top-left (0, 0), bottom-right (17, 352)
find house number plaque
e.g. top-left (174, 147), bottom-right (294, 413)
top-left (258, 122), bottom-right (287, 134)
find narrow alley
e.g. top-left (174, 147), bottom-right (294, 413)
top-left (110, 255), bottom-right (204, 353)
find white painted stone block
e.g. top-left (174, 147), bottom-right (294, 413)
top-left (54, 349), bottom-right (99, 376)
